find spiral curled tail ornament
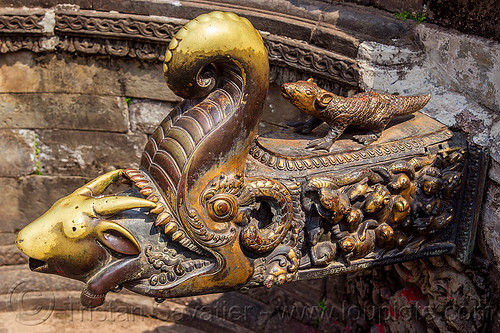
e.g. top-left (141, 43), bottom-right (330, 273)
top-left (140, 11), bottom-right (270, 290)
top-left (143, 10), bottom-right (268, 198)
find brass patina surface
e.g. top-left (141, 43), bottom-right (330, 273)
top-left (16, 11), bottom-right (484, 308)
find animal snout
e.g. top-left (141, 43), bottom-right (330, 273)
top-left (280, 83), bottom-right (291, 98)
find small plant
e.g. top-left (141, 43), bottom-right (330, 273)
top-left (394, 11), bottom-right (427, 23)
top-left (124, 96), bottom-right (134, 106)
top-left (313, 298), bottom-right (327, 328)
top-left (34, 135), bottom-right (42, 175)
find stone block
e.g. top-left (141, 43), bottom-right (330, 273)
top-left (426, 0), bottom-right (500, 41)
top-left (357, 39), bottom-right (496, 146)
top-left (0, 176), bottom-right (91, 233)
top-left (0, 245), bottom-right (27, 265)
top-left (478, 180), bottom-right (500, 277)
top-left (416, 24), bottom-right (500, 113)
top-left (121, 61), bottom-right (181, 102)
top-left (0, 129), bottom-right (36, 177)
top-left (0, 178), bottom-right (21, 232)
top-left (129, 98), bottom-right (175, 135)
top-left (490, 121), bottom-right (500, 164)
top-left (0, 52), bottom-right (40, 93)
top-left (0, 93), bottom-right (129, 132)
top-left (310, 25), bottom-right (359, 59)
top-left (357, 41), bottom-right (424, 66)
top-left (489, 159), bottom-right (500, 188)
top-left (0, 52), bottom-right (181, 102)
top-left (322, 3), bottom-right (409, 43)
top-left (0, 233), bottom-right (16, 246)
top-left (37, 129), bottom-right (147, 177)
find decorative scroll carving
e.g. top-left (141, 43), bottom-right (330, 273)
top-left (0, 35), bottom-right (46, 53)
top-left (57, 37), bottom-right (166, 61)
top-left (249, 130), bottom-right (452, 172)
top-left (0, 14), bottom-right (44, 34)
top-left (55, 13), bottom-right (183, 41)
top-left (264, 37), bottom-right (358, 87)
top-left (15, 11), bottom-right (483, 309)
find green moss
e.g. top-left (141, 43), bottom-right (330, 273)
top-left (124, 96), bottom-right (134, 106)
top-left (34, 135), bottom-right (42, 175)
top-left (394, 11), bottom-right (427, 23)
top-left (313, 298), bottom-right (327, 328)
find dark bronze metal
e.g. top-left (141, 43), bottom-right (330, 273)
top-left (16, 11), bottom-right (486, 308)
top-left (281, 78), bottom-right (431, 150)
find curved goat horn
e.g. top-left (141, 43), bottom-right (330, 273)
top-left (75, 169), bottom-right (124, 196)
top-left (94, 196), bottom-right (157, 216)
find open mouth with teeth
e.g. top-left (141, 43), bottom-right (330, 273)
top-left (122, 169), bottom-right (220, 292)
top-left (28, 258), bottom-right (50, 272)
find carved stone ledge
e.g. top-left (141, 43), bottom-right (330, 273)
top-left (0, 11), bottom-right (45, 35)
top-left (54, 11), bottom-right (185, 42)
top-left (0, 35), bottom-right (46, 53)
top-left (0, 9), bottom-right (361, 92)
top-left (264, 34), bottom-right (359, 88)
top-left (56, 36), bottom-right (166, 61)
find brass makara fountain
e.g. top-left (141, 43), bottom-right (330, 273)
top-left (16, 11), bottom-right (485, 308)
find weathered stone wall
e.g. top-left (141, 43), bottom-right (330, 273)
top-left (0, 1), bottom-right (499, 332)
top-left (354, 11), bottom-right (500, 331)
top-left (0, 51), bottom-right (180, 245)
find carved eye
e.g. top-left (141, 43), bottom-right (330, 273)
top-left (214, 199), bottom-right (230, 216)
top-left (207, 194), bottom-right (238, 222)
top-left (305, 90), bottom-right (313, 97)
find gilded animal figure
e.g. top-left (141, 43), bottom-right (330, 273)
top-left (281, 78), bottom-right (431, 151)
